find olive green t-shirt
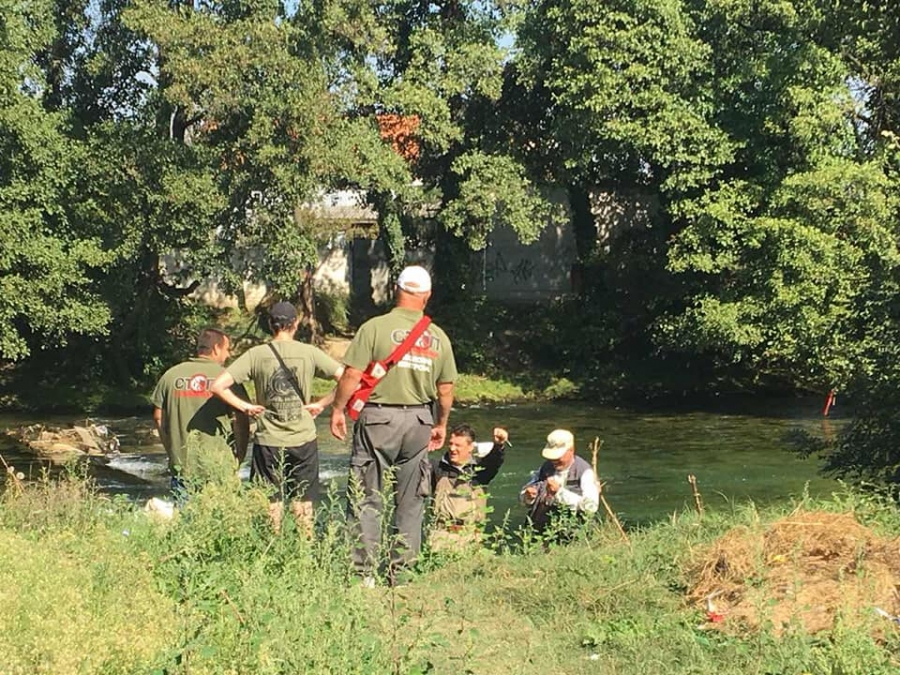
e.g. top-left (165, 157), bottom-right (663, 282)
top-left (343, 308), bottom-right (457, 405)
top-left (151, 357), bottom-right (241, 475)
top-left (227, 340), bottom-right (340, 447)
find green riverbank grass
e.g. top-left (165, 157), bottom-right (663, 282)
top-left (2, 471), bottom-right (900, 674)
top-left (1, 372), bottom-right (540, 415)
top-left (278, 372), bottom-right (535, 405)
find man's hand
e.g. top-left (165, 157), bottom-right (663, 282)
top-left (303, 400), bottom-right (326, 418)
top-left (244, 403), bottom-right (266, 418)
top-left (493, 427), bottom-right (509, 445)
top-left (546, 476), bottom-right (561, 496)
top-left (428, 424), bottom-right (447, 451)
top-left (331, 409), bottom-right (347, 441)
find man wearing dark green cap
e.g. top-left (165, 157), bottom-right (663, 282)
top-left (211, 301), bottom-right (343, 535)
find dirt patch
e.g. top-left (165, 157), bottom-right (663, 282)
top-left (687, 510), bottom-right (900, 634)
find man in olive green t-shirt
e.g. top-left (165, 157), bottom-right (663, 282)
top-left (331, 265), bottom-right (457, 584)
top-left (152, 328), bottom-right (249, 491)
top-left (211, 301), bottom-right (343, 536)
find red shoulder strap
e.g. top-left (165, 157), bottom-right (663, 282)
top-left (383, 315), bottom-right (432, 367)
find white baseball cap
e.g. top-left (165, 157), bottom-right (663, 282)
top-left (397, 265), bottom-right (432, 293)
top-left (541, 429), bottom-right (574, 460)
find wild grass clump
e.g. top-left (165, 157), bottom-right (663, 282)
top-left (453, 373), bottom-right (527, 403)
top-left (125, 483), bottom-right (395, 674)
top-left (0, 468), bottom-right (175, 674)
top-left (0, 460), bottom-right (119, 534)
top-left (0, 527), bottom-right (176, 675)
top-left (2, 472), bottom-right (900, 674)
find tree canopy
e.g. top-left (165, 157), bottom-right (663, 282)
top-left (3, 0), bottom-right (900, 432)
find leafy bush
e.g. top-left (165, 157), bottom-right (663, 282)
top-left (315, 287), bottom-right (351, 335)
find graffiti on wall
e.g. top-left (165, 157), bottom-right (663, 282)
top-left (484, 250), bottom-right (535, 284)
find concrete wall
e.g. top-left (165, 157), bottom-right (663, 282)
top-left (170, 235), bottom-right (352, 311)
top-left (178, 219), bottom-right (578, 309)
top-left (165, 187), bottom-right (650, 309)
top-left (474, 220), bottom-right (577, 300)
top-left (592, 189), bottom-right (658, 251)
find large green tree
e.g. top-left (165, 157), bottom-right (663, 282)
top-left (662, 0), bottom-right (900, 391)
top-left (507, 0), bottom-right (735, 387)
top-left (365, 0), bottom-right (559, 298)
top-left (499, 0), bottom-right (900, 398)
top-left (789, 2), bottom-right (900, 486)
top-left (122, 0), bottom-right (414, 328)
top-left (0, 0), bottom-right (111, 361)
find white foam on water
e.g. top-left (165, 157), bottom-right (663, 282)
top-left (236, 465), bottom-right (344, 482)
top-left (320, 468), bottom-right (343, 481)
top-left (106, 455), bottom-right (168, 479)
top-left (109, 450), bottom-right (347, 484)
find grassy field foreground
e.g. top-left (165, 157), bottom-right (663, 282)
top-left (2, 471), bottom-right (900, 674)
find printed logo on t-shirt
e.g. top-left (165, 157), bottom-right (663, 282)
top-left (265, 367), bottom-right (304, 421)
top-left (173, 374), bottom-right (214, 398)
top-left (390, 329), bottom-right (440, 372)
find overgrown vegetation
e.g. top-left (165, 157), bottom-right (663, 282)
top-left (4, 1), bottom-right (900, 484)
top-left (3, 467), bottom-right (900, 674)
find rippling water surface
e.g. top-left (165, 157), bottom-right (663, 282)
top-left (0, 396), bottom-right (841, 526)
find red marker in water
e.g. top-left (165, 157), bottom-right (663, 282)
top-left (822, 389), bottom-right (836, 417)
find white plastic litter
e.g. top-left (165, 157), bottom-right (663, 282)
top-left (145, 497), bottom-right (176, 520)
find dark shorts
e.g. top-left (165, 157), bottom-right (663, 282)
top-left (251, 440), bottom-right (319, 502)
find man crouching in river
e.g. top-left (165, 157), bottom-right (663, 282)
top-left (520, 429), bottom-right (598, 537)
top-left (427, 424), bottom-right (509, 553)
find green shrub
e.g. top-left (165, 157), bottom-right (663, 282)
top-left (543, 377), bottom-right (580, 399)
top-left (315, 288), bottom-right (351, 335)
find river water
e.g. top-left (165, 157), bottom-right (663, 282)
top-left (0, 397), bottom-right (840, 527)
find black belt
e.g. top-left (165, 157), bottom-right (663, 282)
top-left (366, 402), bottom-right (430, 410)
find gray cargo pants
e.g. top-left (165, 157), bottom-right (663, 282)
top-left (347, 403), bottom-right (433, 575)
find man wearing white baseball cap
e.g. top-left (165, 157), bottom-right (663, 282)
top-left (331, 264), bottom-right (457, 585)
top-left (396, 265), bottom-right (432, 293)
top-left (520, 429), bottom-right (599, 534)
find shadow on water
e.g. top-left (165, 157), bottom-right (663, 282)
top-left (0, 395), bottom-right (842, 528)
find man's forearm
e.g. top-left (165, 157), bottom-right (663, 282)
top-left (475, 444), bottom-right (505, 485)
top-left (556, 476), bottom-right (600, 513)
top-left (434, 385), bottom-right (454, 427)
top-left (332, 368), bottom-right (363, 410)
top-left (216, 386), bottom-right (253, 413)
top-left (210, 373), bottom-right (252, 413)
top-left (153, 408), bottom-right (170, 453)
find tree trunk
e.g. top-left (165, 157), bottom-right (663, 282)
top-left (297, 268), bottom-right (321, 345)
top-left (568, 183), bottom-right (595, 298)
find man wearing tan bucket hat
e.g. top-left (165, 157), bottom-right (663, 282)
top-left (520, 429), bottom-right (599, 534)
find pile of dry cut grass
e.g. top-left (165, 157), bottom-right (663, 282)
top-left (688, 510), bottom-right (900, 634)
